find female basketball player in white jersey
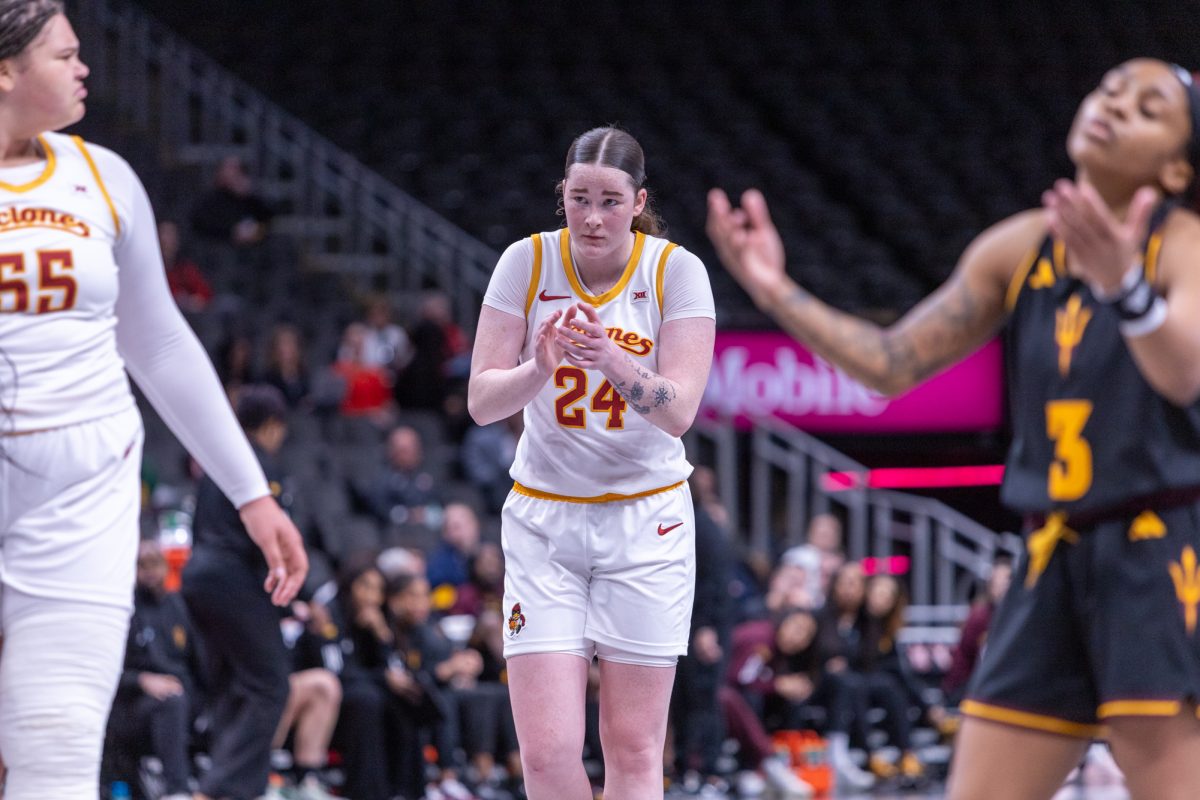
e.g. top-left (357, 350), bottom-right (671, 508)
top-left (710, 59), bottom-right (1200, 800)
top-left (0, 4), bottom-right (307, 798)
top-left (469, 127), bottom-right (716, 799)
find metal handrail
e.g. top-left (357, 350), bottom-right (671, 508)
top-left (72, 0), bottom-right (499, 323)
top-left (688, 415), bottom-right (1022, 620)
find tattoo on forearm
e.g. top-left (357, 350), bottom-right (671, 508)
top-left (614, 363), bottom-right (675, 416)
top-left (770, 274), bottom-right (992, 391)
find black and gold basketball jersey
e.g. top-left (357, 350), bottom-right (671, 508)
top-left (1001, 203), bottom-right (1200, 514)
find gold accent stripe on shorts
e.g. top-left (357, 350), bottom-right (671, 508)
top-left (1097, 700), bottom-right (1181, 719)
top-left (960, 700), bottom-right (1103, 739)
top-left (512, 480), bottom-right (684, 504)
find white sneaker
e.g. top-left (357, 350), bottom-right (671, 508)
top-left (161, 795), bottom-right (192, 800)
top-left (439, 776), bottom-right (475, 800)
top-left (292, 775), bottom-right (338, 800)
top-left (762, 754), bottom-right (814, 798)
top-left (1082, 743), bottom-right (1125, 787)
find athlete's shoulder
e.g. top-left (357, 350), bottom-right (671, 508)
top-left (47, 132), bottom-right (133, 175)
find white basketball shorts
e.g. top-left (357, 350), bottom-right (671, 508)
top-left (501, 480), bottom-right (696, 666)
top-left (0, 406), bottom-right (144, 618)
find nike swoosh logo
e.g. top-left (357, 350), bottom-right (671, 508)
top-left (539, 290), bottom-right (570, 301)
top-left (657, 522), bottom-right (684, 536)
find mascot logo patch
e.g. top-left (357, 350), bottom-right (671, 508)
top-left (507, 602), bottom-right (526, 638)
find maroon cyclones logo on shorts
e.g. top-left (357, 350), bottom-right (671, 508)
top-left (507, 603), bottom-right (527, 638)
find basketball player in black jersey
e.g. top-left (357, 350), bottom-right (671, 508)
top-left (709, 58), bottom-right (1200, 800)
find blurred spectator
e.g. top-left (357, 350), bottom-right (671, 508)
top-left (386, 573), bottom-right (476, 800)
top-left (263, 324), bottom-right (312, 410)
top-left (376, 546), bottom-right (427, 583)
top-left (450, 541), bottom-right (505, 618)
top-left (105, 539), bottom-right (203, 800)
top-left (459, 413), bottom-right (521, 514)
top-left (671, 487), bottom-right (736, 793)
top-left (361, 294), bottom-right (413, 372)
top-left (330, 323), bottom-right (395, 425)
top-left (272, 611), bottom-right (341, 800)
top-left (806, 513), bottom-right (846, 598)
top-left (767, 545), bottom-right (824, 613)
top-left (690, 465), bottom-right (731, 529)
top-left (190, 155), bottom-right (275, 247)
top-left (320, 555), bottom-right (425, 800)
top-left (720, 612), bottom-right (818, 798)
top-left (426, 502), bottom-right (481, 595)
top-left (360, 425), bottom-right (441, 528)
top-left (159, 219), bottom-right (213, 313)
top-left (395, 291), bottom-right (467, 412)
top-left (942, 555), bottom-right (1014, 704)
top-left (215, 332), bottom-right (256, 392)
top-left (465, 608), bottom-right (523, 791)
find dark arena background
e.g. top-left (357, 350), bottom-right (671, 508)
top-left (79, 0), bottom-right (1200, 797)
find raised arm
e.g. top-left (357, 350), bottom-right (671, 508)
top-left (707, 189), bottom-right (1035, 396)
top-left (467, 305), bottom-right (564, 426)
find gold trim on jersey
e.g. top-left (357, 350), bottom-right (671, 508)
top-left (560, 230), bottom-right (645, 306)
top-left (525, 233), bottom-right (544, 317)
top-left (72, 136), bottom-right (121, 236)
top-left (960, 700), bottom-right (1103, 739)
top-left (512, 479), bottom-right (683, 504)
top-left (1052, 239), bottom-right (1067, 276)
top-left (655, 242), bottom-right (678, 316)
top-left (1097, 700), bottom-right (1181, 719)
top-left (0, 135), bottom-right (57, 194)
top-left (1004, 248), bottom-right (1039, 312)
top-left (1145, 231), bottom-right (1164, 284)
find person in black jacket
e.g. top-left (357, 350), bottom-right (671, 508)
top-left (181, 385), bottom-right (297, 800)
top-left (669, 488), bottom-right (734, 789)
top-left (105, 539), bottom-right (204, 800)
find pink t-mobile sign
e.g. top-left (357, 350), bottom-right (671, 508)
top-left (701, 332), bottom-right (1004, 433)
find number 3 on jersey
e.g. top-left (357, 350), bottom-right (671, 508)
top-left (0, 250), bottom-right (77, 313)
top-left (1046, 399), bottom-right (1093, 501)
top-left (555, 365), bottom-right (627, 430)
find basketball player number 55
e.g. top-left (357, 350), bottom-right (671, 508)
top-left (0, 250), bottom-right (78, 313)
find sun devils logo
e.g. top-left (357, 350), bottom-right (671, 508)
top-left (632, 290), bottom-right (649, 302)
top-left (507, 603), bottom-right (526, 638)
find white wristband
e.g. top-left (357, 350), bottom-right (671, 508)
top-left (1118, 296), bottom-right (1168, 338)
top-left (1091, 263), bottom-right (1143, 302)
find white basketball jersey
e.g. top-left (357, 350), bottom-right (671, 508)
top-left (510, 229), bottom-right (693, 498)
top-left (0, 132), bottom-right (131, 432)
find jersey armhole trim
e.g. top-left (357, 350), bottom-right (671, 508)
top-left (72, 136), bottom-right (121, 237)
top-left (1145, 231), bottom-right (1164, 284)
top-left (655, 242), bottom-right (679, 316)
top-left (1004, 247), bottom-right (1040, 312)
top-left (524, 233), bottom-right (543, 317)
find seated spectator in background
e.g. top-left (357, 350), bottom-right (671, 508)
top-left (449, 541), bottom-right (505, 618)
top-left (106, 539), bottom-right (203, 800)
top-left (215, 332), bottom-right (256, 393)
top-left (395, 290), bottom-right (468, 412)
top-left (272, 606), bottom-right (342, 800)
top-left (426, 502), bottom-right (482, 595)
top-left (376, 546), bottom-right (427, 583)
top-left (263, 324), bottom-right (312, 411)
top-left (466, 608), bottom-right (522, 791)
top-left (942, 555), bottom-right (1013, 704)
top-left (317, 556), bottom-right (424, 800)
top-left (720, 611), bottom-right (818, 798)
top-left (459, 412), bottom-right (521, 514)
top-left (190, 155), bottom-right (275, 247)
top-left (806, 513), bottom-right (846, 598)
top-left (330, 322), bottom-right (395, 426)
top-left (690, 465), bottom-right (732, 529)
top-left (361, 294), bottom-right (413, 373)
top-left (361, 425), bottom-right (441, 528)
top-left (389, 573), bottom-right (498, 800)
top-left (767, 545), bottom-right (824, 613)
top-left (160, 219), bottom-right (213, 312)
